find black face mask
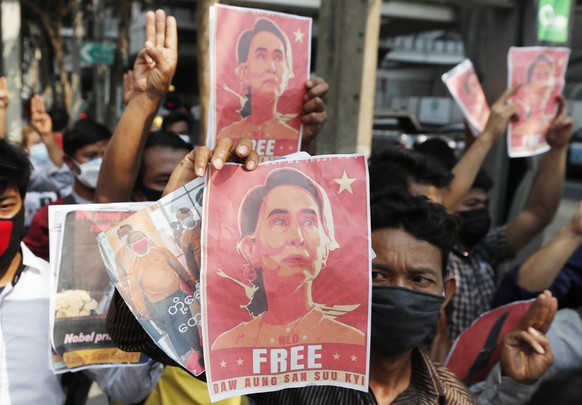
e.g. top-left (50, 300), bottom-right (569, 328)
top-left (371, 286), bottom-right (444, 357)
top-left (139, 185), bottom-right (163, 202)
top-left (458, 208), bottom-right (491, 248)
top-left (0, 206), bottom-right (25, 272)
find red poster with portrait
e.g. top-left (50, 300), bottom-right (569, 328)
top-left (207, 5), bottom-right (311, 160)
top-left (507, 46), bottom-right (570, 157)
top-left (202, 155), bottom-right (371, 401)
top-left (441, 59), bottom-right (489, 136)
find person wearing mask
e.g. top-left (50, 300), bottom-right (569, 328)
top-left (24, 118), bottom-right (112, 261)
top-left (445, 96), bottom-right (572, 340)
top-left (0, 139), bottom-right (163, 405)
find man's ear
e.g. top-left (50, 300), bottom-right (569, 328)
top-left (238, 235), bottom-right (259, 268)
top-left (63, 155), bottom-right (77, 173)
top-left (442, 274), bottom-right (456, 311)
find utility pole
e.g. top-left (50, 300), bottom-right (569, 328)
top-left (315, 0), bottom-right (381, 155)
top-left (1, 0), bottom-right (22, 144)
top-left (92, 0), bottom-right (106, 123)
top-left (196, 0), bottom-right (219, 145)
top-left (71, 0), bottom-right (83, 123)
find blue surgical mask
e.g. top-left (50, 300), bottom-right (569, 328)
top-left (29, 143), bottom-right (49, 166)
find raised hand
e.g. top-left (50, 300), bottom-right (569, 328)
top-left (500, 291), bottom-right (557, 384)
top-left (481, 86), bottom-right (520, 142)
top-left (163, 137), bottom-right (260, 197)
top-left (546, 96), bottom-right (573, 149)
top-left (131, 10), bottom-right (178, 100)
top-left (30, 95), bottom-right (53, 139)
top-left (301, 77), bottom-right (329, 151)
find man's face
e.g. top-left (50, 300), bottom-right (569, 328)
top-left (371, 227), bottom-right (444, 296)
top-left (409, 181), bottom-right (444, 205)
top-left (66, 139), bottom-right (109, 174)
top-left (141, 146), bottom-right (188, 193)
top-left (456, 188), bottom-right (489, 213)
top-left (0, 186), bottom-right (22, 220)
top-left (242, 31), bottom-right (287, 98)
top-left (250, 185), bottom-right (327, 279)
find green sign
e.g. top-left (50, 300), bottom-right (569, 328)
top-left (81, 42), bottom-right (116, 65)
top-left (537, 0), bottom-right (571, 43)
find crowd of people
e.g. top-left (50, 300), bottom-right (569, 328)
top-left (1, 7), bottom-right (581, 405)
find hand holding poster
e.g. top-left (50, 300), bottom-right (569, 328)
top-left (507, 46), bottom-right (570, 157)
top-left (49, 202), bottom-right (151, 372)
top-left (207, 5), bottom-right (312, 160)
top-left (202, 155), bottom-right (371, 401)
top-left (442, 59), bottom-right (490, 136)
top-left (97, 179), bottom-right (206, 376)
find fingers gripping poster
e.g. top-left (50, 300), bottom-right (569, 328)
top-left (507, 46), bottom-right (570, 157)
top-left (207, 5), bottom-right (311, 160)
top-left (97, 179), bottom-right (206, 376)
top-left (202, 155), bottom-right (371, 401)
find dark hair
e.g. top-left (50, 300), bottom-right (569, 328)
top-left (472, 168), bottom-right (493, 191)
top-left (144, 130), bottom-right (192, 152)
top-left (162, 110), bottom-right (194, 135)
top-left (239, 169), bottom-right (324, 238)
top-left (0, 139), bottom-right (33, 198)
top-left (369, 147), bottom-right (453, 196)
top-left (237, 19), bottom-right (287, 64)
top-left (370, 189), bottom-right (459, 274)
top-left (527, 53), bottom-right (553, 83)
top-left (63, 119), bottom-right (112, 157)
top-left (414, 138), bottom-right (457, 170)
top-left (116, 224), bottom-right (133, 237)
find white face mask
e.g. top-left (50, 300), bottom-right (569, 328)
top-left (29, 143), bottom-right (50, 166)
top-left (73, 157), bottom-right (103, 189)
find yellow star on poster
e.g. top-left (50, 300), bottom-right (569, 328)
top-left (236, 358), bottom-right (244, 366)
top-left (333, 353), bottom-right (340, 360)
top-left (220, 360), bottom-right (227, 368)
top-left (293, 28), bottom-right (304, 43)
top-left (334, 170), bottom-right (356, 194)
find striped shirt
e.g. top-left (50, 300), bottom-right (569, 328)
top-left (107, 291), bottom-right (475, 404)
top-left (447, 225), bottom-right (511, 341)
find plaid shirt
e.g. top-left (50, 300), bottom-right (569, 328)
top-left (447, 225), bottom-right (511, 341)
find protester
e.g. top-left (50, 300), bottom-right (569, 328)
top-left (444, 95), bottom-right (572, 340)
top-left (24, 118), bottom-right (112, 261)
top-left (493, 200), bottom-right (582, 309)
top-left (0, 139), bottom-right (163, 405)
top-left (162, 109), bottom-right (195, 144)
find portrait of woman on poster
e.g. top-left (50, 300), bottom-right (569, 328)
top-left (217, 18), bottom-right (299, 143)
top-left (211, 168), bottom-right (365, 349)
top-left (513, 53), bottom-right (556, 137)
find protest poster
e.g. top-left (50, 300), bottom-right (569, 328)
top-left (442, 59), bottom-right (489, 136)
top-left (207, 4), bottom-right (312, 160)
top-left (97, 178), bottom-right (206, 376)
top-left (201, 154), bottom-right (371, 401)
top-left (507, 46), bottom-right (570, 157)
top-left (48, 202), bottom-right (151, 373)
top-left (445, 299), bottom-right (534, 384)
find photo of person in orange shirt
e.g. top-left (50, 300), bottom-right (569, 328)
top-left (126, 230), bottom-right (202, 369)
top-left (211, 168), bottom-right (365, 349)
